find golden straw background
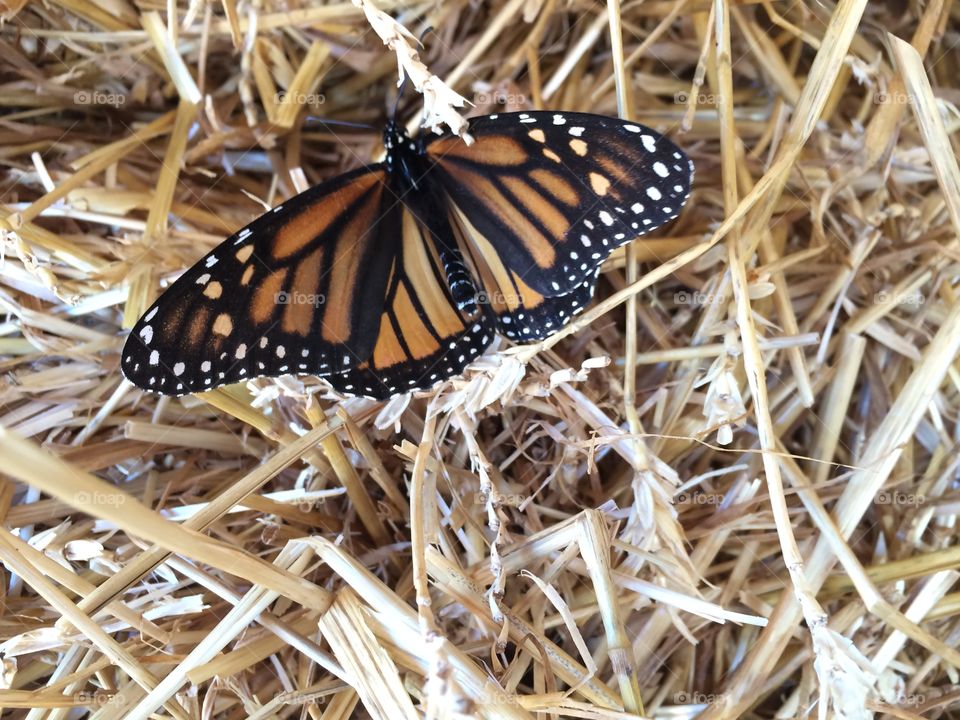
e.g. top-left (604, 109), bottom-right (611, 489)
top-left (1, 0), bottom-right (959, 718)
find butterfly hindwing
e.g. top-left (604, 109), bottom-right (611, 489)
top-left (121, 166), bottom-right (399, 395)
top-left (491, 270), bottom-right (600, 342)
top-left (328, 205), bottom-right (494, 397)
top-left (425, 111), bottom-right (692, 298)
top-left (448, 198), bottom-right (599, 340)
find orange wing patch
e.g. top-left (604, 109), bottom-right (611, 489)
top-left (272, 171), bottom-right (382, 260)
top-left (185, 306), bottom-right (211, 349)
top-left (282, 246), bottom-right (325, 335)
top-left (501, 175), bottom-right (569, 238)
top-left (441, 163), bottom-right (557, 270)
top-left (450, 205), bottom-right (522, 314)
top-left (509, 272), bottom-right (545, 311)
top-left (371, 314), bottom-right (406, 370)
top-left (321, 186), bottom-right (384, 344)
top-left (401, 210), bottom-right (465, 339)
top-left (252, 268), bottom-right (288, 324)
top-left (391, 284), bottom-right (440, 360)
top-left (428, 135), bottom-right (528, 166)
top-left (370, 209), bottom-right (469, 372)
top-left (530, 169), bottom-right (580, 206)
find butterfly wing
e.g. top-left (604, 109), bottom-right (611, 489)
top-left (425, 111), bottom-right (693, 302)
top-left (330, 205), bottom-right (494, 396)
top-left (122, 166), bottom-right (392, 394)
top-left (121, 166), bottom-right (489, 399)
top-left (446, 197), bottom-right (600, 340)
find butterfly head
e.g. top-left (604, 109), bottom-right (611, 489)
top-left (383, 120), bottom-right (421, 182)
top-left (382, 121), bottom-right (410, 152)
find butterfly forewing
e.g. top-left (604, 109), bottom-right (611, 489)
top-left (425, 111), bottom-right (692, 298)
top-left (121, 166), bottom-right (398, 394)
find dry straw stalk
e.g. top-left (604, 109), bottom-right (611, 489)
top-left (0, 0), bottom-right (958, 718)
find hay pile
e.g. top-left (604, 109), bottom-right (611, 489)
top-left (1, 0), bottom-right (959, 717)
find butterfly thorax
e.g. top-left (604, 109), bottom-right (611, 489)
top-left (382, 121), bottom-right (423, 185)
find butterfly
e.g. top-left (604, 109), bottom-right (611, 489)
top-left (122, 111), bottom-right (693, 399)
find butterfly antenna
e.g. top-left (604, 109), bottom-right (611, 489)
top-left (303, 117), bottom-right (375, 131)
top-left (392, 74), bottom-right (408, 122)
top-left (417, 25), bottom-right (434, 46)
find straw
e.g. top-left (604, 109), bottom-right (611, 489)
top-left (1, 1), bottom-right (957, 718)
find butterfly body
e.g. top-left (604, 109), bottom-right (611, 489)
top-left (382, 122), bottom-right (483, 317)
top-left (122, 112), bottom-right (692, 399)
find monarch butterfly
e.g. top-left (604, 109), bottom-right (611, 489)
top-left (122, 111), bottom-right (692, 399)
